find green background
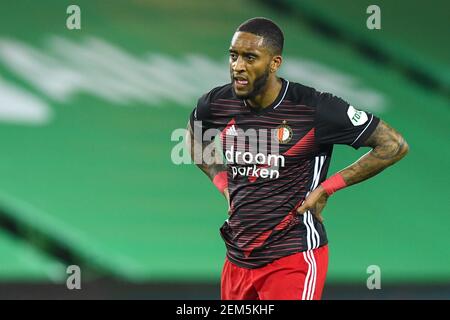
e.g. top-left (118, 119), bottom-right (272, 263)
top-left (0, 0), bottom-right (448, 289)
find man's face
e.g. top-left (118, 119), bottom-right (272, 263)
top-left (229, 32), bottom-right (273, 99)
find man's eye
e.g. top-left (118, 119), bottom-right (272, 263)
top-left (230, 53), bottom-right (237, 60)
top-left (246, 56), bottom-right (255, 62)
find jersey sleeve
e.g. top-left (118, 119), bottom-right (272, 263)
top-left (315, 92), bottom-right (380, 149)
top-left (189, 89), bottom-right (220, 139)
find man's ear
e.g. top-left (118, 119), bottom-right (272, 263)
top-left (270, 55), bottom-right (282, 73)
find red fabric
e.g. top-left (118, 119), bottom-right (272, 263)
top-left (283, 128), bottom-right (315, 156)
top-left (321, 173), bottom-right (347, 196)
top-left (213, 171), bottom-right (228, 193)
top-left (221, 245), bottom-right (328, 300)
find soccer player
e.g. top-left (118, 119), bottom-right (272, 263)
top-left (186, 17), bottom-right (408, 300)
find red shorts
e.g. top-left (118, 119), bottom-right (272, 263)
top-left (221, 245), bottom-right (328, 300)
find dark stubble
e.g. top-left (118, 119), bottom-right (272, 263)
top-left (232, 67), bottom-right (270, 100)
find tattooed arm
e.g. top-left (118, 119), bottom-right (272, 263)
top-left (298, 120), bottom-right (409, 222)
top-left (186, 122), bottom-right (230, 202)
top-left (338, 120), bottom-right (409, 185)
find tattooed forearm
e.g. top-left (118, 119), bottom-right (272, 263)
top-left (371, 138), bottom-right (406, 160)
top-left (186, 122), bottom-right (227, 181)
top-left (339, 120), bottom-right (409, 187)
top-left (340, 153), bottom-right (388, 186)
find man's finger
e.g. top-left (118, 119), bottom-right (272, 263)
top-left (313, 211), bottom-right (324, 223)
top-left (296, 203), bottom-right (308, 215)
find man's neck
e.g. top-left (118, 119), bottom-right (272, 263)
top-left (246, 77), bottom-right (282, 110)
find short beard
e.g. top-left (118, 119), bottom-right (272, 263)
top-left (232, 68), bottom-right (270, 100)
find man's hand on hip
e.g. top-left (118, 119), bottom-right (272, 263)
top-left (296, 185), bottom-right (329, 223)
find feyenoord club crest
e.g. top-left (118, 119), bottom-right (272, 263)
top-left (275, 120), bottom-right (293, 144)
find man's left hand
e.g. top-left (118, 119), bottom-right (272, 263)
top-left (296, 185), bottom-right (329, 223)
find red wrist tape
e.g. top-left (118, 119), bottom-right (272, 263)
top-left (213, 171), bottom-right (228, 193)
top-left (321, 173), bottom-right (347, 196)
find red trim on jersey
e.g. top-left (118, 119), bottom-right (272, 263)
top-left (243, 211), bottom-right (296, 258)
top-left (243, 230), bottom-right (272, 258)
top-left (220, 118), bottom-right (236, 140)
top-left (283, 128), bottom-right (315, 156)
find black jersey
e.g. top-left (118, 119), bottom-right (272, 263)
top-left (190, 78), bottom-right (379, 269)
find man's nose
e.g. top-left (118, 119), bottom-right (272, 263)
top-left (232, 56), bottom-right (246, 72)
